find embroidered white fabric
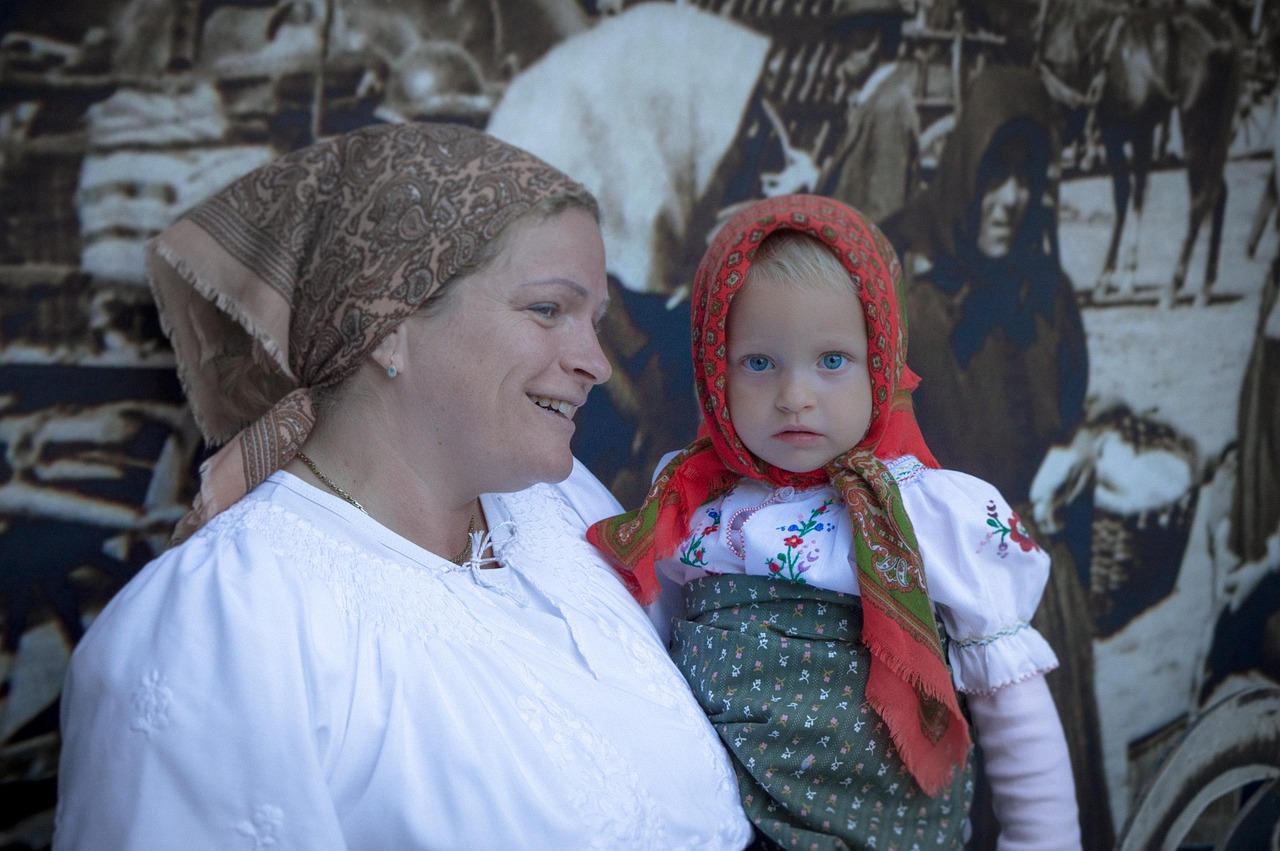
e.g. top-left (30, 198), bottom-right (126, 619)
top-left (654, 453), bottom-right (1060, 696)
top-left (55, 460), bottom-right (751, 850)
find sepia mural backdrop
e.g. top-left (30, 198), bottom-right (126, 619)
top-left (1, 0), bottom-right (1278, 848)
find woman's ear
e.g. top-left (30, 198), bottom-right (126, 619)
top-left (370, 321), bottom-right (407, 377)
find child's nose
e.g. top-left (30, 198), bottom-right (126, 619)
top-left (775, 373), bottom-right (815, 412)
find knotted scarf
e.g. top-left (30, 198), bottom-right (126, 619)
top-left (147, 122), bottom-right (590, 541)
top-left (587, 194), bottom-right (969, 795)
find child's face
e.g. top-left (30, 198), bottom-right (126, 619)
top-left (725, 273), bottom-right (874, 473)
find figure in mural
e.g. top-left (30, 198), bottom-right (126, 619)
top-left (53, 122), bottom-right (753, 850)
top-left (589, 195), bottom-right (1080, 850)
top-left (1207, 243), bottom-right (1280, 692)
top-left (966, 0), bottom-right (1244, 305)
top-left (879, 66), bottom-right (1111, 847)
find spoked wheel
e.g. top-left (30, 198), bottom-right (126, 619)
top-left (1117, 685), bottom-right (1280, 851)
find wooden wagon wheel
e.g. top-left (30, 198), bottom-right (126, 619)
top-left (1116, 685), bottom-right (1280, 851)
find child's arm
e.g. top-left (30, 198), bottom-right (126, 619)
top-left (967, 676), bottom-right (1081, 851)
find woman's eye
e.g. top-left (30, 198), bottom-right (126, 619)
top-left (819, 353), bottom-right (848, 370)
top-left (743, 355), bottom-right (773, 372)
top-left (529, 303), bottom-right (560, 319)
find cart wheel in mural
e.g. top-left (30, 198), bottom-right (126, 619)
top-left (1116, 685), bottom-right (1280, 851)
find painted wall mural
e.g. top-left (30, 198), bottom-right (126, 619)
top-left (0, 0), bottom-right (1277, 847)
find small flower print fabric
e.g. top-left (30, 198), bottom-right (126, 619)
top-left (671, 574), bottom-right (974, 850)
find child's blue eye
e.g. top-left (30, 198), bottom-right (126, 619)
top-left (743, 355), bottom-right (773, 372)
top-left (819, 353), bottom-right (847, 370)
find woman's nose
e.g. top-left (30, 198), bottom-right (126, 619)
top-left (991, 175), bottom-right (1019, 207)
top-left (571, 325), bottom-right (613, 386)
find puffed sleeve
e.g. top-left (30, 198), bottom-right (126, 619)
top-left (897, 466), bottom-right (1059, 694)
top-left (54, 511), bottom-right (349, 850)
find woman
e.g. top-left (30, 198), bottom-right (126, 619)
top-left (880, 66), bottom-right (1086, 500)
top-left (880, 66), bottom-right (1112, 849)
top-left (53, 122), bottom-right (752, 850)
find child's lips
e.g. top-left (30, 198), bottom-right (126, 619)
top-left (774, 428), bottom-right (822, 446)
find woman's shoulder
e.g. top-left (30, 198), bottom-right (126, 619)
top-left (66, 493), bottom-right (335, 703)
top-left (493, 458), bottom-right (623, 540)
top-left (83, 495), bottom-right (312, 631)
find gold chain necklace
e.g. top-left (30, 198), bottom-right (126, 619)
top-left (296, 451), bottom-right (366, 514)
top-left (454, 515), bottom-right (478, 566)
top-left (295, 451), bottom-right (476, 565)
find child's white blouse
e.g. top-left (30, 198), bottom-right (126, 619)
top-left (657, 454), bottom-right (1059, 695)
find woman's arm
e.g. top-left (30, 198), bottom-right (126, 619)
top-left (54, 525), bottom-right (348, 850)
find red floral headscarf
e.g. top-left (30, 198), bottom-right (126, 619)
top-left (588, 194), bottom-right (968, 795)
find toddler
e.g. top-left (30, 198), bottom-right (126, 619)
top-left (589, 195), bottom-right (1080, 850)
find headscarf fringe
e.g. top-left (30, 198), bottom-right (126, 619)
top-left (861, 616), bottom-right (969, 796)
top-left (149, 235), bottom-right (295, 445)
top-left (866, 672), bottom-right (966, 797)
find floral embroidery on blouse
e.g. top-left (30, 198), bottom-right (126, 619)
top-left (981, 500), bottom-right (1041, 558)
top-left (765, 499), bottom-right (835, 583)
top-left (235, 803), bottom-right (284, 848)
top-left (129, 669), bottom-right (173, 737)
top-left (679, 507), bottom-right (721, 571)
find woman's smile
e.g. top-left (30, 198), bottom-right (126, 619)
top-left (529, 394), bottom-right (580, 420)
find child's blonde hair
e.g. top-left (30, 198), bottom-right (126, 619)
top-left (745, 230), bottom-right (857, 295)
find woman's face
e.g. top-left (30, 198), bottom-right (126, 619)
top-left (972, 129), bottom-right (1039, 260)
top-left (975, 169), bottom-right (1032, 259)
top-left (398, 207), bottom-right (612, 494)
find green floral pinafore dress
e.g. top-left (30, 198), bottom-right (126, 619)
top-left (671, 575), bottom-right (974, 851)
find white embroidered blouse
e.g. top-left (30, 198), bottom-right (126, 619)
top-left (55, 461), bottom-right (752, 851)
top-left (655, 454), bottom-right (1059, 695)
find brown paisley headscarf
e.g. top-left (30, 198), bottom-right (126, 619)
top-left (148, 122), bottom-right (592, 542)
top-left (588, 194), bottom-right (969, 796)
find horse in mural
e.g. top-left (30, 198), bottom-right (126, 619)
top-left (1091, 2), bottom-right (1243, 306)
top-left (968, 0), bottom-right (1244, 306)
